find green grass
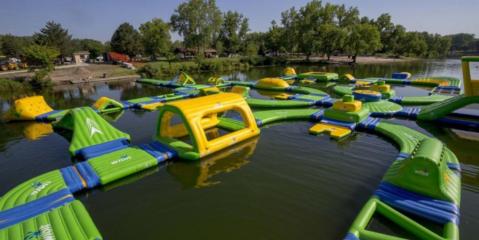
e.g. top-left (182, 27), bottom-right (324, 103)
top-left (0, 78), bottom-right (32, 98)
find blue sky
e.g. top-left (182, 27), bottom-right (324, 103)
top-left (0, 0), bottom-right (478, 42)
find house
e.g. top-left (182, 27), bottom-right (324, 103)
top-left (174, 48), bottom-right (218, 59)
top-left (73, 51), bottom-right (90, 64)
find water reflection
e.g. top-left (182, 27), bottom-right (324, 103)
top-left (167, 137), bottom-right (259, 189)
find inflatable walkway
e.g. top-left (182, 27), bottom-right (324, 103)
top-left (417, 95), bottom-right (479, 121)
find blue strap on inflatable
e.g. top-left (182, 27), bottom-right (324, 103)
top-left (343, 233), bottom-right (360, 240)
top-left (396, 152), bottom-right (411, 160)
top-left (76, 138), bottom-right (130, 160)
top-left (139, 141), bottom-right (178, 164)
top-left (310, 110), bottom-right (324, 122)
top-left (357, 117), bottom-right (380, 130)
top-left (255, 119), bottom-right (263, 127)
top-left (394, 107), bottom-right (420, 119)
top-left (447, 163), bottom-right (461, 172)
top-left (75, 162), bottom-right (100, 188)
top-left (35, 110), bottom-right (62, 122)
top-left (321, 118), bottom-right (356, 130)
top-left (375, 182), bottom-right (459, 225)
top-left (60, 167), bottom-right (85, 193)
top-left (389, 96), bottom-right (403, 104)
top-left (316, 96), bottom-right (333, 107)
top-left (0, 189), bottom-right (74, 229)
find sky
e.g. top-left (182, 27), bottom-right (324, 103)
top-left (0, 0), bottom-right (478, 42)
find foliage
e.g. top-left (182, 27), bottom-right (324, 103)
top-left (218, 11), bottom-right (249, 55)
top-left (170, 0), bottom-right (222, 51)
top-left (71, 39), bottom-right (105, 58)
top-left (139, 58), bottom-right (250, 76)
top-left (318, 24), bottom-right (346, 60)
top-left (139, 18), bottom-right (172, 60)
top-left (447, 33), bottom-right (477, 52)
top-left (22, 44), bottom-right (59, 71)
top-left (0, 35), bottom-right (33, 57)
top-left (345, 23), bottom-right (382, 62)
top-left (110, 23), bottom-right (142, 57)
top-left (33, 21), bottom-right (72, 56)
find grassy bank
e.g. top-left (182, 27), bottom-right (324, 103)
top-left (0, 78), bottom-right (32, 99)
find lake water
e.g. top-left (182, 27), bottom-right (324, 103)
top-left (0, 59), bottom-right (478, 239)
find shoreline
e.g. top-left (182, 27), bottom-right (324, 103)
top-left (0, 56), bottom-right (426, 86)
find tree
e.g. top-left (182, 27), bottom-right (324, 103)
top-left (1, 35), bottom-right (33, 57)
top-left (218, 11), bottom-right (249, 55)
top-left (336, 5), bottom-right (359, 28)
top-left (265, 21), bottom-right (284, 55)
top-left (110, 23), bottom-right (142, 57)
top-left (72, 39), bottom-right (105, 59)
top-left (345, 23), bottom-right (381, 63)
top-left (318, 24), bottom-right (346, 60)
top-left (295, 0), bottom-right (323, 60)
top-left (448, 33), bottom-right (476, 51)
top-left (170, 0), bottom-right (222, 52)
top-left (22, 44), bottom-right (59, 70)
top-left (33, 21), bottom-right (72, 57)
top-left (374, 14), bottom-right (395, 53)
top-left (139, 18), bottom-right (172, 60)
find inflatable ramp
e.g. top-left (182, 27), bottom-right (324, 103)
top-left (55, 107), bottom-right (131, 159)
top-left (417, 95), bottom-right (479, 121)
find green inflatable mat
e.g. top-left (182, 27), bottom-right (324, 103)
top-left (398, 94), bottom-right (453, 105)
top-left (246, 98), bottom-right (313, 108)
top-left (254, 109), bottom-right (319, 125)
top-left (0, 170), bottom-right (69, 211)
top-left (88, 147), bottom-right (159, 185)
top-left (0, 200), bottom-right (102, 240)
top-left (363, 101), bottom-right (402, 114)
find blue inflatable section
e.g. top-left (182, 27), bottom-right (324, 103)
top-left (375, 182), bottom-right (459, 225)
top-left (76, 138), bottom-right (130, 160)
top-left (310, 110), bottom-right (324, 122)
top-left (139, 141), bottom-right (178, 164)
top-left (357, 117), bottom-right (380, 131)
top-left (35, 110), bottom-right (63, 122)
top-left (394, 107), bottom-right (420, 119)
top-left (0, 189), bottom-right (74, 229)
top-left (392, 72), bottom-right (410, 80)
top-left (321, 118), bottom-right (357, 130)
top-left (60, 166), bottom-right (85, 193)
top-left (75, 162), bottom-right (100, 188)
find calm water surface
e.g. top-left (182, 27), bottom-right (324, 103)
top-left (1, 59), bottom-right (478, 239)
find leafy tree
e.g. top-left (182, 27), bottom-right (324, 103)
top-left (374, 13), bottom-right (395, 53)
top-left (345, 23), bottom-right (381, 63)
top-left (22, 44), bottom-right (59, 70)
top-left (33, 21), bottom-right (72, 57)
top-left (139, 18), bottom-right (172, 60)
top-left (22, 44), bottom-right (60, 88)
top-left (398, 32), bottom-right (428, 57)
top-left (318, 24), bottom-right (346, 60)
top-left (280, 7), bottom-right (299, 53)
top-left (295, 0), bottom-right (323, 60)
top-left (390, 25), bottom-right (407, 57)
top-left (448, 33), bottom-right (476, 51)
top-left (72, 39), bottom-right (105, 58)
top-left (336, 5), bottom-right (359, 28)
top-left (110, 22), bottom-right (142, 57)
top-left (265, 21), bottom-right (284, 56)
top-left (170, 0), bottom-right (222, 52)
top-left (218, 11), bottom-right (249, 55)
top-left (1, 35), bottom-right (33, 57)
top-left (244, 32), bottom-right (267, 55)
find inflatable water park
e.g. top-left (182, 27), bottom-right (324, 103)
top-left (1, 56), bottom-right (479, 240)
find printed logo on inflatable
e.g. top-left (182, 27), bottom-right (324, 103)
top-left (86, 118), bottom-right (103, 137)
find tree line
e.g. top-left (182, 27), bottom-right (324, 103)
top-left (0, 0), bottom-right (478, 65)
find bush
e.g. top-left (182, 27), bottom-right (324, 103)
top-left (29, 69), bottom-right (52, 89)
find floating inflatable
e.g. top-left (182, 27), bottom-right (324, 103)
top-left (3, 57), bottom-right (479, 240)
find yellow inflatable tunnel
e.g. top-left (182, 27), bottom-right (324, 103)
top-left (155, 93), bottom-right (260, 160)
